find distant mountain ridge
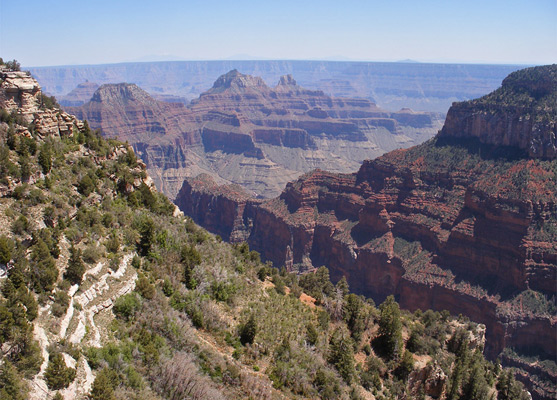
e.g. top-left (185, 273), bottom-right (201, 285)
top-left (68, 70), bottom-right (443, 199)
top-left (30, 60), bottom-right (524, 112)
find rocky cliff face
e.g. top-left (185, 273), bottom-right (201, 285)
top-left (441, 65), bottom-right (557, 159)
top-left (68, 71), bottom-right (443, 199)
top-left (175, 66), bottom-right (557, 398)
top-left (0, 69), bottom-right (83, 136)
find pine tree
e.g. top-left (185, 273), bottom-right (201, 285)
top-left (88, 368), bottom-right (116, 400)
top-left (374, 295), bottom-right (403, 360)
top-left (44, 352), bottom-right (76, 390)
top-left (239, 314), bottom-right (257, 345)
top-left (64, 245), bottom-right (85, 285)
top-left (0, 235), bottom-right (13, 264)
top-left (343, 293), bottom-right (365, 342)
top-left (328, 327), bottom-right (356, 384)
top-left (38, 143), bottom-right (52, 174)
top-left (0, 361), bottom-right (28, 400)
top-left (138, 218), bottom-right (155, 257)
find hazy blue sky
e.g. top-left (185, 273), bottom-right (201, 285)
top-left (1, 0), bottom-right (555, 67)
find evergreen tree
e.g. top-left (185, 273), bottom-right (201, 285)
top-left (461, 359), bottom-right (489, 400)
top-left (38, 143), bottom-right (52, 174)
top-left (0, 361), bottom-right (28, 400)
top-left (343, 293), bottom-right (365, 343)
top-left (496, 370), bottom-right (529, 400)
top-left (44, 352), bottom-right (76, 390)
top-left (29, 239), bottom-right (58, 292)
top-left (88, 368), bottom-right (116, 400)
top-left (373, 295), bottom-right (403, 361)
top-left (336, 276), bottom-right (349, 296)
top-left (394, 350), bottom-right (415, 381)
top-left (181, 244), bottom-right (201, 289)
top-left (239, 314), bottom-right (257, 345)
top-left (328, 327), bottom-right (356, 384)
top-left (138, 218), bottom-right (155, 257)
top-left (0, 235), bottom-right (13, 264)
top-left (64, 245), bottom-right (85, 285)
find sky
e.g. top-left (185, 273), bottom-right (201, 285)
top-left (0, 0), bottom-right (556, 67)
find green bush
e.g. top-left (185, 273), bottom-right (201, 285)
top-left (113, 293), bottom-right (140, 321)
top-left (11, 215), bottom-right (29, 235)
top-left (44, 352), bottom-right (76, 390)
top-left (372, 295), bottom-right (403, 361)
top-left (77, 174), bottom-right (95, 196)
top-left (0, 235), bottom-right (14, 264)
top-left (64, 246), bottom-right (85, 285)
top-left (239, 314), bottom-right (257, 345)
top-left (51, 291), bottom-right (70, 318)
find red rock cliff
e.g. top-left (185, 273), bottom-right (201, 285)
top-left (175, 67), bottom-right (557, 397)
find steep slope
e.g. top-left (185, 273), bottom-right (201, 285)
top-left (175, 65), bottom-right (557, 399)
top-left (0, 65), bottom-right (532, 400)
top-left (68, 70), bottom-right (443, 199)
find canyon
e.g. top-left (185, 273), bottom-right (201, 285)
top-left (30, 60), bottom-right (523, 113)
top-left (67, 70), bottom-right (443, 199)
top-left (175, 65), bottom-right (557, 398)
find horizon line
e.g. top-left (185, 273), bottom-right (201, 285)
top-left (25, 58), bottom-right (538, 69)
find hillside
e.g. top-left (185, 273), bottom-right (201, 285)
top-left (175, 65), bottom-right (557, 399)
top-left (67, 70), bottom-right (443, 199)
top-left (0, 65), bottom-right (534, 400)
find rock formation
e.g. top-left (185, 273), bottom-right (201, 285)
top-left (0, 69), bottom-right (83, 135)
top-left (175, 65), bottom-right (557, 398)
top-left (68, 70), bottom-right (443, 199)
top-left (59, 81), bottom-right (99, 107)
top-left (30, 60), bottom-right (523, 113)
top-left (441, 65), bottom-right (557, 159)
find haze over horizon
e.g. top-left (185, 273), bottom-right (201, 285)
top-left (1, 0), bottom-right (555, 67)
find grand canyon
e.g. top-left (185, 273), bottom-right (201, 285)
top-left (66, 69), bottom-right (444, 199)
top-left (175, 65), bottom-right (557, 398)
top-left (0, 57), bottom-right (554, 399)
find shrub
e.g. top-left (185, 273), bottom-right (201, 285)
top-left (11, 215), bottom-right (29, 235)
top-left (239, 314), bottom-right (257, 345)
top-left (0, 235), bottom-right (14, 264)
top-left (64, 246), bottom-right (85, 285)
top-left (51, 291), bottom-right (70, 318)
top-left (82, 243), bottom-right (102, 264)
top-left (135, 275), bottom-right (155, 300)
top-left (77, 174), bottom-right (95, 196)
top-left (44, 352), bottom-right (76, 390)
top-left (113, 293), bottom-right (140, 321)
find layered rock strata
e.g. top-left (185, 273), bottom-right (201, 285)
top-left (68, 70), bottom-right (442, 199)
top-left (175, 66), bottom-right (557, 397)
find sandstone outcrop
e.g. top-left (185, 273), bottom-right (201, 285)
top-left (0, 70), bottom-right (42, 123)
top-left (68, 71), bottom-right (443, 199)
top-left (0, 69), bottom-right (83, 135)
